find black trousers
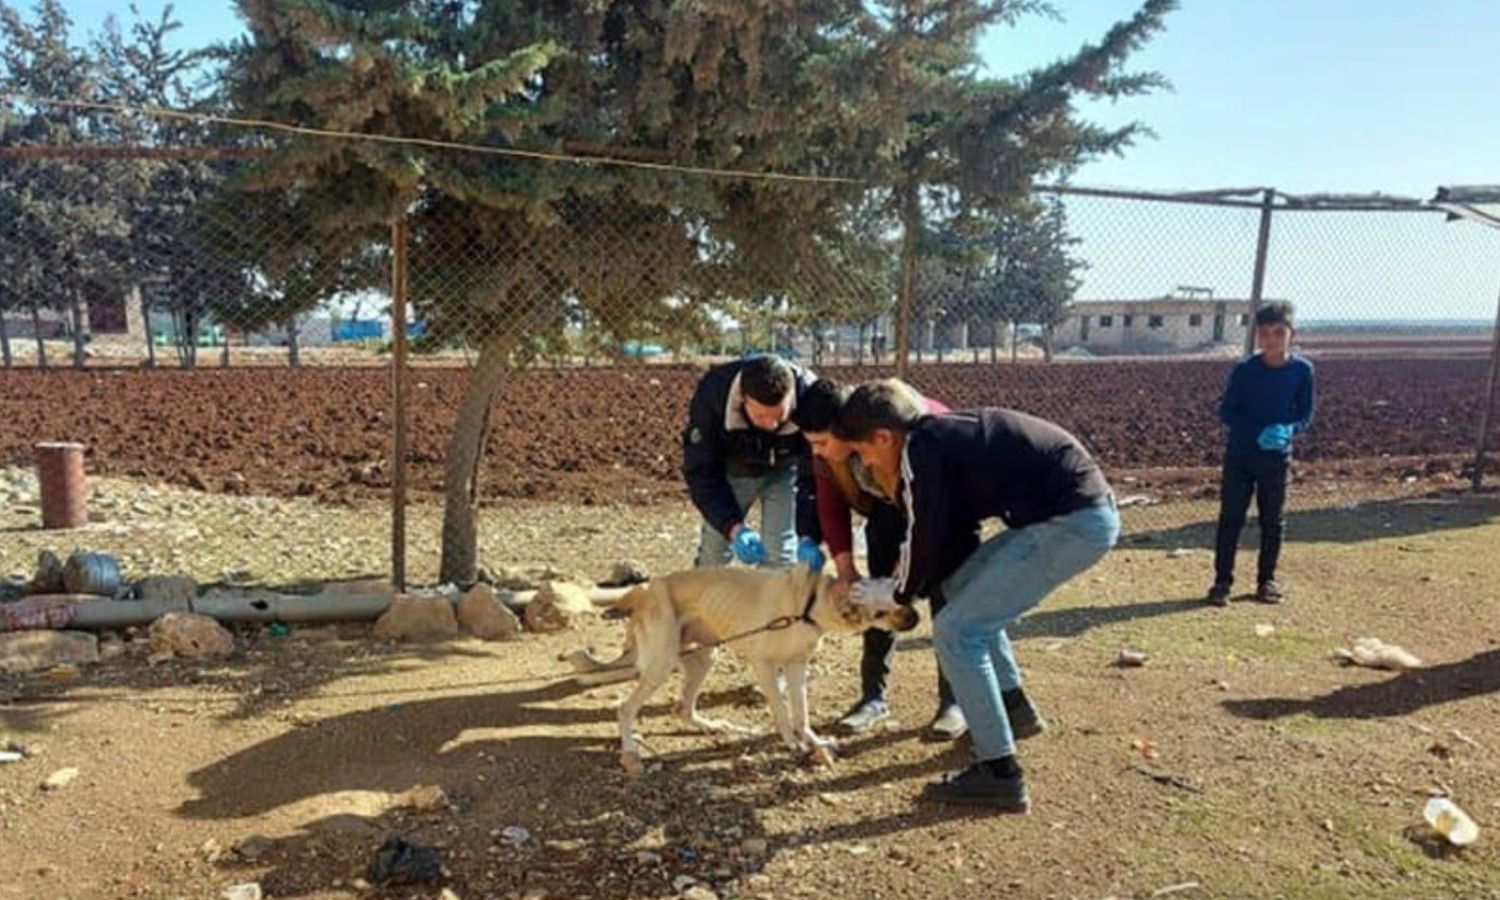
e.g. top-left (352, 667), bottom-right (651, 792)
top-left (1213, 450), bottom-right (1289, 587)
top-left (859, 501), bottom-right (955, 708)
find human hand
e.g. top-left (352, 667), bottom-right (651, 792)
top-left (1257, 423), bottom-right (1294, 451)
top-left (730, 526), bottom-right (767, 565)
top-left (796, 537), bottom-right (826, 572)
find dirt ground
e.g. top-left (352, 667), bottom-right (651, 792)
top-left (1, 356), bottom-right (1495, 510)
top-left (4, 487), bottom-right (1500, 900)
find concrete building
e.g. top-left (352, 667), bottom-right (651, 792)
top-left (1054, 290), bottom-right (1268, 355)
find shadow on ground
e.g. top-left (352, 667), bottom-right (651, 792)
top-left (1126, 490), bottom-right (1500, 550)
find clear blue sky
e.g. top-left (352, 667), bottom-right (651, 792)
top-left (46, 0), bottom-right (1500, 318)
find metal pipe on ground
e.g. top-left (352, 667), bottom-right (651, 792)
top-left (5, 586), bottom-right (634, 631)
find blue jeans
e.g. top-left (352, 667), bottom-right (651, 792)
top-left (932, 499), bottom-right (1121, 761)
top-left (694, 466), bottom-right (799, 567)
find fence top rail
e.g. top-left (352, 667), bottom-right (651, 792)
top-left (1036, 183), bottom-right (1445, 214)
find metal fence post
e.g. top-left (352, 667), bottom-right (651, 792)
top-left (390, 215), bottom-right (411, 590)
top-left (1472, 273), bottom-right (1500, 490)
top-left (1245, 188), bottom-right (1275, 354)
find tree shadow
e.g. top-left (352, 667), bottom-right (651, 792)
top-left (1128, 490), bottom-right (1500, 550)
top-left (1222, 647), bottom-right (1500, 722)
top-left (0, 631), bottom-right (500, 724)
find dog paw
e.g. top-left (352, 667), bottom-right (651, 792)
top-left (806, 743), bottom-right (838, 767)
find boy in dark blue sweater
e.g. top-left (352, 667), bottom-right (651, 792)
top-left (1209, 301), bottom-right (1316, 605)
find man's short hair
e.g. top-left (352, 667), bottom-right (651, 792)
top-left (833, 379), bottom-right (927, 441)
top-left (1255, 301), bottom-right (1295, 328)
top-left (790, 378), bottom-right (847, 433)
top-left (740, 355), bottom-right (794, 405)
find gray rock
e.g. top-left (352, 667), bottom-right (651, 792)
top-left (373, 596), bottom-right (458, 642)
top-left (136, 575), bottom-right (198, 609)
top-left (456, 584), bottom-right (522, 641)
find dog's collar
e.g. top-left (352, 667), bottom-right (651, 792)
top-left (796, 577), bottom-right (819, 627)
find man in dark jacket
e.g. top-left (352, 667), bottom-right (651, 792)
top-left (836, 382), bottom-right (1119, 812)
top-left (683, 355), bottom-right (823, 568)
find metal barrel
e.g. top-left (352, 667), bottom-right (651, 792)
top-left (62, 551), bottom-right (122, 597)
top-left (36, 442), bottom-right (88, 529)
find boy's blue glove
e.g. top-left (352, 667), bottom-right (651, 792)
top-left (795, 537), bottom-right (826, 572)
top-left (730, 527), bottom-right (767, 565)
top-left (1257, 423), bottom-right (1295, 451)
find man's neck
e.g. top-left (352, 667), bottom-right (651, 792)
top-left (1260, 350), bottom-right (1290, 368)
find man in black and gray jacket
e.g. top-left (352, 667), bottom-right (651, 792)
top-left (836, 381), bottom-right (1119, 812)
top-left (682, 355), bottom-right (825, 569)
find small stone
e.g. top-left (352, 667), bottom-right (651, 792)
top-left (234, 834), bottom-right (274, 860)
top-left (402, 784), bottom-right (449, 811)
top-left (136, 575), bottom-right (198, 610)
top-left (740, 837), bottom-right (768, 857)
top-left (1116, 648), bottom-right (1149, 668)
top-left (671, 875), bottom-right (699, 892)
top-left (201, 837), bottom-right (224, 862)
top-left (221, 884), bottom-right (263, 900)
top-left (1254, 623), bottom-right (1275, 638)
top-left (1167, 547), bottom-right (1197, 559)
top-left (149, 612), bottom-right (234, 659)
top-left (42, 767), bottom-right (80, 791)
top-left (682, 887), bottom-right (718, 900)
top-left (373, 595), bottom-right (458, 642)
top-left (601, 560), bottom-right (650, 587)
top-left (524, 582), bottom-right (595, 634)
top-left (440, 890), bottom-right (462, 900)
top-left (635, 850), bottom-right (663, 865)
top-left (456, 584), bottom-right (522, 641)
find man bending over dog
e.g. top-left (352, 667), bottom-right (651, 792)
top-left (683, 354), bottom-right (825, 570)
top-left (791, 378), bottom-right (965, 740)
top-left (838, 382), bottom-right (1119, 811)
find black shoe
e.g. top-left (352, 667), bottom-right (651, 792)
top-left (921, 763), bottom-right (1030, 812)
top-left (837, 698), bottom-right (890, 733)
top-left (1003, 689), bottom-right (1049, 740)
top-left (1256, 580), bottom-right (1284, 604)
top-left (1205, 581), bottom-right (1231, 607)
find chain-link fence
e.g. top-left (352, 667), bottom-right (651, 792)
top-left (2, 130), bottom-right (1498, 589)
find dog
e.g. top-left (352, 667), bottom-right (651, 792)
top-left (580, 565), bottom-right (919, 775)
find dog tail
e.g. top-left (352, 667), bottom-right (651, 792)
top-left (605, 584), bottom-right (651, 620)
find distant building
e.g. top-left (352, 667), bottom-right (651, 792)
top-left (1054, 288), bottom-right (1269, 355)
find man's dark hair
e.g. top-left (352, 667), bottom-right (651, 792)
top-left (740, 355), bottom-right (794, 405)
top-left (832, 379), bottom-right (927, 441)
top-left (790, 378), bottom-right (847, 433)
top-left (1255, 301), bottom-right (1295, 328)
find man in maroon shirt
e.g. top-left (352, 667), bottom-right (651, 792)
top-left (791, 378), bottom-right (964, 739)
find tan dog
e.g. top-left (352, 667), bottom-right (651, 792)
top-left (588, 566), bottom-right (919, 775)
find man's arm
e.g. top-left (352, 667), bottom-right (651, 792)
top-left (681, 383), bottom-right (743, 537)
top-left (1218, 363), bottom-right (1257, 433)
top-left (1290, 360), bottom-right (1316, 434)
top-left (893, 433), bottom-right (951, 605)
top-left (814, 461), bottom-right (856, 574)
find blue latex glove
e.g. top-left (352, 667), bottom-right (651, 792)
top-left (796, 537), bottom-right (826, 572)
top-left (1257, 423), bottom-right (1294, 451)
top-left (730, 526), bottom-right (767, 565)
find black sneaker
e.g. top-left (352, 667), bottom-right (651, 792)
top-left (836, 698), bottom-right (891, 733)
top-left (1003, 690), bottom-right (1049, 740)
top-left (1256, 580), bottom-right (1284, 604)
top-left (921, 763), bottom-right (1030, 812)
top-left (1205, 581), bottom-right (1232, 607)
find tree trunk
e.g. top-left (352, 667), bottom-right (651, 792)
top-left (288, 318), bottom-right (302, 368)
top-left (1043, 325), bottom-right (1054, 363)
top-left (1011, 322), bottom-right (1019, 364)
top-left (69, 293), bottom-right (87, 370)
top-left (856, 321), bottom-right (867, 367)
top-left (220, 330), bottom-right (230, 368)
top-left (440, 331), bottom-right (517, 585)
top-left (30, 300), bottom-right (48, 369)
top-left (141, 292), bottom-right (156, 369)
top-left (0, 301), bottom-right (12, 369)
